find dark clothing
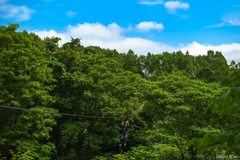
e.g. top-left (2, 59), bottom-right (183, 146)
top-left (120, 137), bottom-right (127, 144)
top-left (120, 126), bottom-right (129, 144)
top-left (121, 126), bottom-right (129, 139)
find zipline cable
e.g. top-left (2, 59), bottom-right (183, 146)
top-left (124, 107), bottom-right (134, 118)
top-left (124, 104), bottom-right (137, 118)
top-left (0, 105), bottom-right (123, 119)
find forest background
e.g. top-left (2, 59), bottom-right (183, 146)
top-left (0, 23), bottom-right (240, 160)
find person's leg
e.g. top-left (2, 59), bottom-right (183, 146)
top-left (119, 138), bottom-right (123, 147)
top-left (124, 138), bottom-right (127, 146)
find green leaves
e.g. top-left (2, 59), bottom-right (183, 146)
top-left (208, 144), bottom-right (220, 153)
top-left (144, 73), bottom-right (229, 159)
top-left (230, 69), bottom-right (240, 82)
top-left (188, 131), bottom-right (240, 155)
top-left (0, 23), bottom-right (239, 159)
top-left (125, 145), bottom-right (168, 160)
top-left (207, 134), bottom-right (218, 145)
top-left (192, 133), bottom-right (218, 153)
top-left (187, 71), bottom-right (240, 156)
top-left (47, 47), bottom-right (148, 159)
top-left (207, 86), bottom-right (240, 117)
top-left (186, 138), bottom-right (199, 148)
top-left (9, 149), bottom-right (38, 160)
top-left (0, 23), bottom-right (57, 159)
top-left (218, 133), bottom-right (231, 145)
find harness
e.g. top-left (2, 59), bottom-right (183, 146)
top-left (122, 117), bottom-right (128, 139)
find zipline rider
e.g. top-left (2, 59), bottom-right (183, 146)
top-left (119, 121), bottom-right (129, 147)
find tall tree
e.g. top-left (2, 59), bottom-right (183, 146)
top-left (0, 23), bottom-right (58, 159)
top-left (49, 48), bottom-right (147, 160)
top-left (143, 72), bottom-right (229, 159)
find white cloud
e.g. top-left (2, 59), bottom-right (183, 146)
top-left (32, 22), bottom-right (240, 63)
top-left (207, 17), bottom-right (240, 28)
top-left (138, 0), bottom-right (163, 5)
top-left (31, 29), bottom-right (70, 46)
top-left (136, 21), bottom-right (164, 31)
top-left (0, 1), bottom-right (34, 21)
top-left (0, 0), bottom-right (7, 3)
top-left (207, 22), bottom-right (225, 28)
top-left (67, 23), bottom-right (124, 41)
top-left (227, 19), bottom-right (240, 26)
top-left (66, 11), bottom-right (76, 18)
top-left (207, 11), bottom-right (240, 27)
top-left (221, 12), bottom-right (240, 26)
top-left (164, 1), bottom-right (190, 14)
top-left (180, 42), bottom-right (240, 63)
top-left (83, 38), bottom-right (175, 55)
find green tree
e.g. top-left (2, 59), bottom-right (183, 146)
top-left (0, 23), bottom-right (59, 159)
top-left (62, 37), bottom-right (83, 52)
top-left (187, 69), bottom-right (240, 156)
top-left (49, 47), bottom-right (147, 159)
top-left (196, 68), bottom-right (217, 83)
top-left (143, 72), bottom-right (229, 159)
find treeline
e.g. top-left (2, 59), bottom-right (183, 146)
top-left (69, 40), bottom-right (239, 87)
top-left (0, 23), bottom-right (239, 160)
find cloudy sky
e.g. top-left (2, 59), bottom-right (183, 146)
top-left (0, 0), bottom-right (240, 63)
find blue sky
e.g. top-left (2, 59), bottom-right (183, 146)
top-left (0, 0), bottom-right (240, 63)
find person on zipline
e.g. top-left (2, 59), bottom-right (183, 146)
top-left (119, 121), bottom-right (129, 147)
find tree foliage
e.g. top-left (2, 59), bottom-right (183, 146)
top-left (0, 23), bottom-right (239, 160)
top-left (187, 70), bottom-right (240, 157)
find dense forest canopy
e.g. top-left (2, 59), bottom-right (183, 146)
top-left (0, 23), bottom-right (240, 160)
